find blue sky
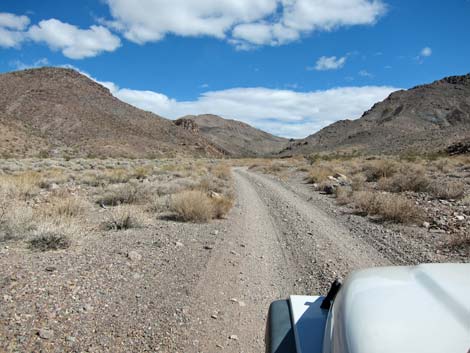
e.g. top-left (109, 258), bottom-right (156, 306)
top-left (1, 0), bottom-right (469, 138)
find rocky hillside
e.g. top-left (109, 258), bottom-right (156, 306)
top-left (281, 73), bottom-right (470, 156)
top-left (0, 68), bottom-right (222, 158)
top-left (175, 114), bottom-right (288, 157)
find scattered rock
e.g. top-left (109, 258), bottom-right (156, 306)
top-left (65, 336), bottom-right (76, 342)
top-left (175, 241), bottom-right (184, 247)
top-left (422, 222), bottom-right (430, 228)
top-left (203, 245), bottom-right (214, 250)
top-left (45, 266), bottom-right (57, 272)
top-left (229, 334), bottom-right (238, 340)
top-left (127, 251), bottom-right (142, 262)
top-left (211, 314), bottom-right (218, 319)
top-left (38, 329), bottom-right (54, 340)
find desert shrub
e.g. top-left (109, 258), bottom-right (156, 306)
top-left (211, 194), bottom-right (234, 219)
top-left (170, 190), bottom-right (214, 222)
top-left (156, 178), bottom-right (197, 196)
top-left (351, 174), bottom-right (366, 191)
top-left (0, 171), bottom-right (42, 199)
top-left (362, 159), bottom-right (398, 182)
top-left (28, 232), bottom-right (71, 251)
top-left (429, 181), bottom-right (465, 200)
top-left (352, 191), bottom-right (423, 223)
top-left (102, 205), bottom-right (146, 230)
top-left (0, 202), bottom-right (35, 241)
top-left (96, 181), bottom-right (150, 206)
top-left (211, 163), bottom-right (231, 181)
top-left (104, 168), bottom-right (134, 184)
top-left (42, 196), bottom-right (89, 218)
top-left (306, 166), bottom-right (334, 184)
top-left (335, 187), bottom-right (352, 205)
top-left (147, 195), bottom-right (170, 213)
top-left (264, 162), bottom-right (284, 174)
top-left (378, 165), bottom-right (430, 193)
top-left (133, 166), bottom-right (153, 180)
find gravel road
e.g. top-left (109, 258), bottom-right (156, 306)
top-left (183, 168), bottom-right (392, 352)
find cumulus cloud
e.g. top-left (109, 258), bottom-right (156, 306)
top-left (312, 56), bottom-right (347, 71)
top-left (0, 13), bottom-right (30, 48)
top-left (28, 19), bottom-right (121, 59)
top-left (420, 46), bottom-right (432, 57)
top-left (104, 0), bottom-right (387, 47)
top-left (110, 83), bottom-right (398, 138)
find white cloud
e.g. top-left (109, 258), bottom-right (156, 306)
top-left (0, 13), bottom-right (30, 30)
top-left (104, 0), bottom-right (387, 47)
top-left (312, 56), bottom-right (347, 71)
top-left (0, 13), bottom-right (30, 48)
top-left (110, 83), bottom-right (398, 138)
top-left (420, 47), bottom-right (432, 57)
top-left (0, 27), bottom-right (25, 48)
top-left (28, 19), bottom-right (121, 59)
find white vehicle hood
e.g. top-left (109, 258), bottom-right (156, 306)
top-left (326, 263), bottom-right (470, 353)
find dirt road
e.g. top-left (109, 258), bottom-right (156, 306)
top-left (183, 168), bottom-right (392, 352)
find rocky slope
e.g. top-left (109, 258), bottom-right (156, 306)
top-left (175, 114), bottom-right (288, 157)
top-left (0, 68), bottom-right (222, 158)
top-left (281, 73), bottom-right (470, 156)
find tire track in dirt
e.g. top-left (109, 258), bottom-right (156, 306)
top-left (182, 168), bottom-right (392, 352)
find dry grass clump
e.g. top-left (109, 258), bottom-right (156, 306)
top-left (0, 171), bottom-right (42, 199)
top-left (41, 196), bottom-right (90, 218)
top-left (335, 187), bottom-right (353, 205)
top-left (211, 163), bottom-right (231, 181)
top-left (378, 165), bottom-right (430, 193)
top-left (429, 180), bottom-right (465, 200)
top-left (96, 181), bottom-right (150, 206)
top-left (28, 232), bottom-right (71, 251)
top-left (211, 193), bottom-right (234, 219)
top-left (351, 191), bottom-right (423, 223)
top-left (0, 200), bottom-right (35, 242)
top-left (102, 205), bottom-right (147, 230)
top-left (306, 166), bottom-right (335, 184)
top-left (362, 159), bottom-right (398, 182)
top-left (170, 190), bottom-right (215, 222)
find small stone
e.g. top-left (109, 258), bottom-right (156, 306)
top-left (216, 344), bottom-right (224, 348)
top-left (38, 329), bottom-right (54, 340)
top-left (175, 241), bottom-right (184, 247)
top-left (83, 304), bottom-right (93, 312)
top-left (422, 222), bottom-right (430, 228)
top-left (238, 301), bottom-right (246, 307)
top-left (204, 245), bottom-right (214, 250)
top-left (3, 295), bottom-right (12, 301)
top-left (229, 334), bottom-right (238, 340)
top-left (230, 250), bottom-right (239, 256)
top-left (211, 230), bottom-right (219, 235)
top-left (127, 251), bottom-right (142, 262)
top-left (45, 266), bottom-right (57, 272)
top-left (211, 314), bottom-right (218, 319)
top-left (456, 215), bottom-right (465, 221)
top-left (230, 298), bottom-right (238, 303)
top-left (65, 336), bottom-right (76, 342)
